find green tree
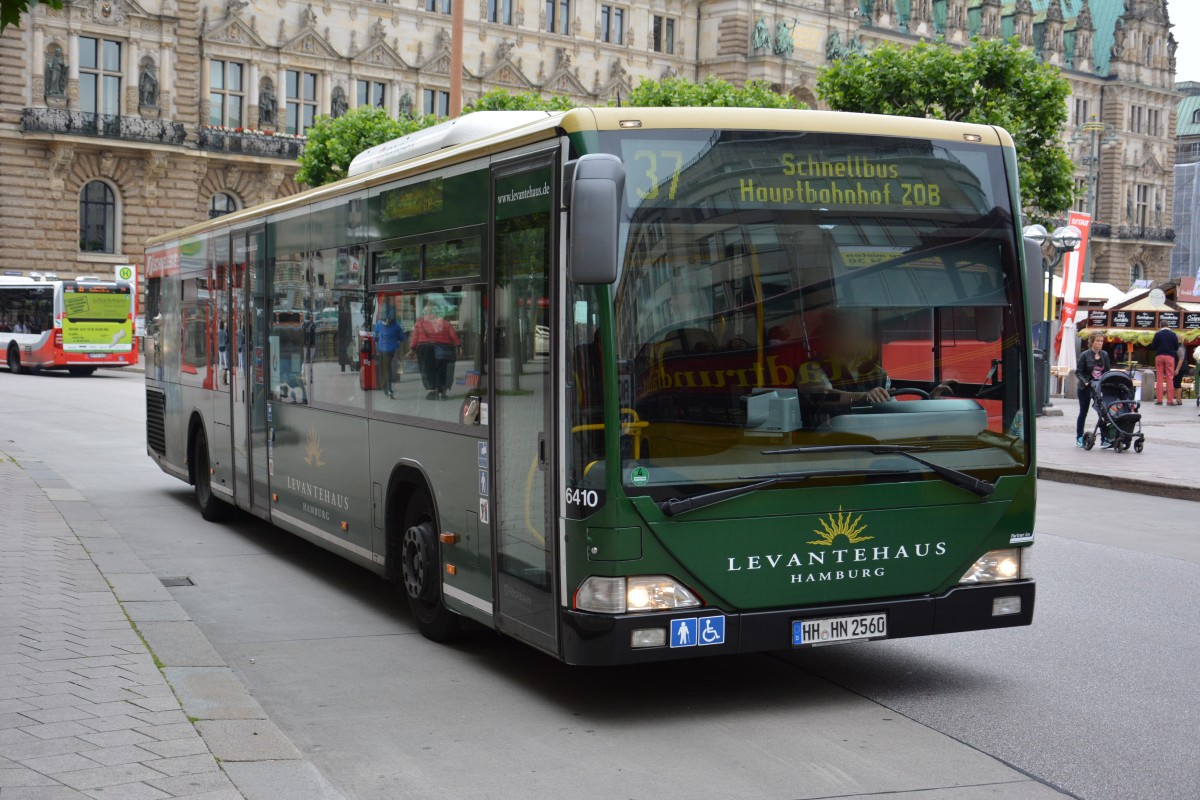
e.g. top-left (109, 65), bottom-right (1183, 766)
top-left (816, 37), bottom-right (1076, 220)
top-left (295, 106), bottom-right (439, 187)
top-left (623, 76), bottom-right (804, 109)
top-left (463, 88), bottom-right (576, 113)
top-left (1, 0), bottom-right (59, 32)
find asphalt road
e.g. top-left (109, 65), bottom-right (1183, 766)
top-left (3, 366), bottom-right (1198, 800)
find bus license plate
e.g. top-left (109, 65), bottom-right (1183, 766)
top-left (792, 613), bottom-right (886, 647)
top-left (88, 353), bottom-right (106, 359)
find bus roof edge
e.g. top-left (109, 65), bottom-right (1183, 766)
top-left (348, 111), bottom-right (562, 177)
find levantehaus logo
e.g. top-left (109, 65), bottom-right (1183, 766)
top-left (725, 507), bottom-right (948, 584)
top-left (303, 425), bottom-right (325, 467)
top-left (809, 506), bottom-right (872, 546)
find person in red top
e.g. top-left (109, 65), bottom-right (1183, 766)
top-left (409, 302), bottom-right (461, 400)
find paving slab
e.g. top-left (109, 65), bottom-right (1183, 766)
top-left (162, 669), bottom-right (268, 721)
top-left (192, 721), bottom-right (301, 762)
top-left (135, 623), bottom-right (225, 669)
top-left (221, 761), bottom-right (347, 800)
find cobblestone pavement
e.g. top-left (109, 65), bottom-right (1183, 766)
top-left (1037, 389), bottom-right (1200, 500)
top-left (1, 446), bottom-right (344, 800)
top-left (0, 456), bottom-right (244, 800)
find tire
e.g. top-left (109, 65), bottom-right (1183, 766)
top-left (192, 428), bottom-right (230, 522)
top-left (399, 492), bottom-right (460, 642)
top-left (1082, 433), bottom-right (1095, 451)
top-left (7, 345), bottom-right (24, 375)
top-left (1134, 438), bottom-right (1145, 453)
top-left (68, 366), bottom-right (96, 377)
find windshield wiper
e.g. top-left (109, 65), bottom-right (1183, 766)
top-left (762, 444), bottom-right (996, 498)
top-left (658, 469), bottom-right (906, 517)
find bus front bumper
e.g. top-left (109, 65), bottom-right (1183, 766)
top-left (560, 580), bottom-right (1034, 666)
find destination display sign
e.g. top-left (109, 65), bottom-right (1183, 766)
top-left (1088, 309), bottom-right (1109, 327)
top-left (618, 133), bottom-right (993, 216)
top-left (1111, 310), bottom-right (1132, 328)
top-left (1185, 312), bottom-right (1200, 330)
top-left (1158, 310), bottom-right (1180, 329)
top-left (1134, 311), bottom-right (1157, 328)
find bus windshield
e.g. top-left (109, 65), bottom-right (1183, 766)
top-left (601, 129), bottom-right (1028, 495)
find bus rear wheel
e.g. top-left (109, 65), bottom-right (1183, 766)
top-left (400, 493), bottom-right (460, 642)
top-left (68, 366), bottom-right (96, 377)
top-left (7, 345), bottom-right (24, 375)
top-left (192, 428), bottom-right (230, 522)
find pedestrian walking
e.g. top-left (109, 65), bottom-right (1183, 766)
top-left (374, 305), bottom-right (405, 399)
top-left (1076, 331), bottom-right (1112, 448)
top-left (1151, 324), bottom-right (1181, 405)
top-left (409, 302), bottom-right (461, 400)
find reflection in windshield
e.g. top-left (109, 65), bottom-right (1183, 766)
top-left (601, 129), bottom-right (1029, 493)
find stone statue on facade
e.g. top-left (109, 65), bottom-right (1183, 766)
top-left (752, 17), bottom-right (771, 51)
top-left (45, 46), bottom-right (67, 98)
top-left (259, 81), bottom-right (277, 127)
top-left (139, 62), bottom-right (159, 107)
top-left (774, 19), bottom-right (794, 56)
top-left (399, 92), bottom-right (413, 119)
top-left (331, 86), bottom-right (347, 118)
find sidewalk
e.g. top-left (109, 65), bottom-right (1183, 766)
top-left (0, 447), bottom-right (344, 800)
top-left (1037, 391), bottom-right (1200, 501)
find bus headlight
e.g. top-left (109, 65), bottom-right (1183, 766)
top-left (959, 548), bottom-right (1023, 584)
top-left (575, 575), bottom-right (701, 614)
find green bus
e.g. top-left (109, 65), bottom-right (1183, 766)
top-left (145, 108), bottom-right (1039, 664)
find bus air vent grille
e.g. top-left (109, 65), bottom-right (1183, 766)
top-left (146, 388), bottom-right (167, 456)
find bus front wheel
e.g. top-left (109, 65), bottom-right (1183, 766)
top-left (400, 493), bottom-right (460, 642)
top-left (7, 346), bottom-right (24, 375)
top-left (192, 428), bottom-right (230, 522)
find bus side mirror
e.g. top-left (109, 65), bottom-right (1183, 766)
top-left (566, 154), bottom-right (624, 285)
top-left (1022, 237), bottom-right (1044, 324)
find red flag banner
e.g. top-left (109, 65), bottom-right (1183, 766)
top-left (1054, 212), bottom-right (1091, 357)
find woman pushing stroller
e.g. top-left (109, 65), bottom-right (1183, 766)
top-left (1076, 332), bottom-right (1111, 448)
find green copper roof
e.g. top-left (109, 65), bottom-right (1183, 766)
top-left (1179, 95), bottom-right (1200, 137)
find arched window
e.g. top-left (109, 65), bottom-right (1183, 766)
top-left (209, 192), bottom-right (238, 219)
top-left (1192, 108), bottom-right (1200, 125)
top-left (79, 180), bottom-right (116, 253)
top-left (1131, 263), bottom-right (1143, 284)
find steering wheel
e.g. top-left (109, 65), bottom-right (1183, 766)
top-left (891, 388), bottom-right (930, 399)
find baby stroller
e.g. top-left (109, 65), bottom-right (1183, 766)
top-left (1082, 370), bottom-right (1145, 453)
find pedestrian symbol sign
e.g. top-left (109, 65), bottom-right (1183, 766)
top-left (669, 618), bottom-right (697, 648)
top-left (697, 615), bottom-right (725, 646)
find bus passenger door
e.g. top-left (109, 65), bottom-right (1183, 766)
top-left (490, 156), bottom-right (559, 655)
top-left (230, 225), bottom-right (271, 519)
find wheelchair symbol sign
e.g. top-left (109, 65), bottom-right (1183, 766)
top-left (697, 615), bottom-right (725, 646)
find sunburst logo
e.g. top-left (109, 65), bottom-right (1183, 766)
top-left (808, 506), bottom-right (873, 546)
top-left (303, 425), bottom-right (324, 467)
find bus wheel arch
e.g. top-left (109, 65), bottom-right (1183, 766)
top-left (385, 466), bottom-right (460, 641)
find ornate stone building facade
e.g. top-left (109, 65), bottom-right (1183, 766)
top-left (0, 0), bottom-right (1178, 285)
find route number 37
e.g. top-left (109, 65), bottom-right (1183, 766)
top-left (632, 149), bottom-right (684, 201)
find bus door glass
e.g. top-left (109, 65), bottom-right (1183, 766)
top-left (491, 157), bottom-right (558, 653)
top-left (229, 230), bottom-right (250, 504)
top-left (247, 225), bottom-right (270, 515)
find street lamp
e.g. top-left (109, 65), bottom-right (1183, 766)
top-left (1022, 223), bottom-right (1081, 416)
top-left (1071, 115), bottom-right (1118, 282)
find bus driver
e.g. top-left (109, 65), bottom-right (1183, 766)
top-left (796, 310), bottom-right (954, 405)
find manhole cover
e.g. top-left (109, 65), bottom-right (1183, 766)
top-left (159, 576), bottom-right (194, 587)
